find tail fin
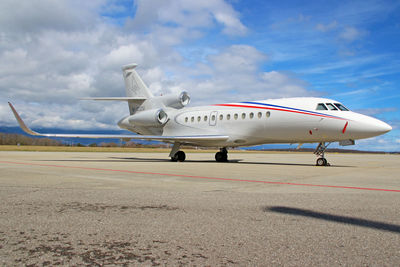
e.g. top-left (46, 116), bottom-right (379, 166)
top-left (122, 63), bottom-right (153, 114)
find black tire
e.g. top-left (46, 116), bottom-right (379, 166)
top-left (215, 152), bottom-right (228, 162)
top-left (316, 158), bottom-right (327, 166)
top-left (176, 151), bottom-right (186, 162)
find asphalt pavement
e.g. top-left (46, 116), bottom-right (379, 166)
top-left (0, 151), bottom-right (399, 266)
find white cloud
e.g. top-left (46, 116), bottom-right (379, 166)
top-left (353, 108), bottom-right (397, 116)
top-left (0, 0), bottom-right (310, 131)
top-left (0, 0), bottom-right (102, 33)
top-left (104, 44), bottom-right (144, 68)
top-left (130, 0), bottom-right (247, 36)
top-left (159, 45), bottom-right (311, 105)
top-left (214, 12), bottom-right (247, 35)
top-left (316, 21), bottom-right (337, 32)
top-left (260, 71), bottom-right (309, 97)
top-left (339, 26), bottom-right (366, 42)
top-left (355, 135), bottom-right (400, 152)
top-left (209, 45), bottom-right (267, 73)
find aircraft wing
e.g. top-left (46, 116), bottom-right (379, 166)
top-left (8, 102), bottom-right (229, 143)
top-left (79, 97), bottom-right (146, 101)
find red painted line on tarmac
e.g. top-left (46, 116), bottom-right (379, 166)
top-left (1, 160), bottom-right (399, 193)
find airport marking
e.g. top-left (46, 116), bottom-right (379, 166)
top-left (1, 160), bottom-right (400, 193)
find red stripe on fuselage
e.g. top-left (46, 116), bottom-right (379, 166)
top-left (342, 121), bottom-right (349, 134)
top-left (214, 103), bottom-right (346, 120)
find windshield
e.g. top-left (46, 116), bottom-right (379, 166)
top-left (326, 103), bottom-right (338, 111)
top-left (316, 103), bottom-right (328, 110)
top-left (334, 103), bottom-right (349, 111)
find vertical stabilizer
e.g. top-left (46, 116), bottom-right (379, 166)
top-left (122, 63), bottom-right (153, 114)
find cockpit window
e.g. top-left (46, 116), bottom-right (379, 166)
top-left (316, 103), bottom-right (328, 110)
top-left (334, 103), bottom-right (349, 111)
top-left (326, 103), bottom-right (338, 110)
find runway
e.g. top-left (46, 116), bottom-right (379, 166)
top-left (0, 151), bottom-right (399, 266)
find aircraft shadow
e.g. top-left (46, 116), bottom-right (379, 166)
top-left (264, 206), bottom-right (400, 234)
top-left (37, 157), bottom-right (353, 167)
top-left (109, 157), bottom-right (353, 167)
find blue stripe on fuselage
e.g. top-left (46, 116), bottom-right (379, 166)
top-left (241, 101), bottom-right (344, 120)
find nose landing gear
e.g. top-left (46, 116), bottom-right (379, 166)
top-left (316, 157), bottom-right (328, 166)
top-left (314, 142), bottom-right (331, 166)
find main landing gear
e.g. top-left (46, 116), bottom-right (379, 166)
top-left (314, 142), bottom-right (331, 166)
top-left (171, 150), bottom-right (186, 162)
top-left (215, 147), bottom-right (228, 162)
top-left (170, 142), bottom-right (186, 162)
top-left (169, 143), bottom-right (229, 163)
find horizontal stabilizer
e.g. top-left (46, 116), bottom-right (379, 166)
top-left (8, 102), bottom-right (229, 143)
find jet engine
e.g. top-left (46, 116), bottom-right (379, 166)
top-left (128, 108), bottom-right (168, 126)
top-left (155, 91), bottom-right (190, 109)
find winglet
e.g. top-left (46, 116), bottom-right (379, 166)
top-left (8, 102), bottom-right (40, 136)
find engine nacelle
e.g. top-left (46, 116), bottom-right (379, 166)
top-left (128, 108), bottom-right (168, 126)
top-left (156, 91), bottom-right (190, 109)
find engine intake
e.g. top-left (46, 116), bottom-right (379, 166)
top-left (128, 108), bottom-right (168, 126)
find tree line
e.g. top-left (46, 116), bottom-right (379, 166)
top-left (0, 132), bottom-right (169, 148)
top-left (0, 133), bottom-right (63, 146)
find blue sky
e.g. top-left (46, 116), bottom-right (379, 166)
top-left (0, 0), bottom-right (399, 151)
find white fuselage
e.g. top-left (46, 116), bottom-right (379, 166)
top-left (119, 97), bottom-right (392, 147)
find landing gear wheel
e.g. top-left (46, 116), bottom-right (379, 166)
top-left (171, 151), bottom-right (186, 162)
top-left (314, 142), bottom-right (331, 166)
top-left (316, 157), bottom-right (328, 166)
top-left (215, 151), bottom-right (228, 162)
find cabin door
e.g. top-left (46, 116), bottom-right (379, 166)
top-left (209, 111), bottom-right (218, 126)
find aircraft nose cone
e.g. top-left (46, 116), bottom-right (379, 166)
top-left (347, 114), bottom-right (392, 139)
top-left (376, 120), bottom-right (392, 134)
top-left (361, 117), bottom-right (392, 137)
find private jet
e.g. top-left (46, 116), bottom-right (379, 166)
top-left (9, 63), bottom-right (392, 166)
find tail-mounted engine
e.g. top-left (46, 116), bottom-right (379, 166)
top-left (124, 91), bottom-right (190, 128)
top-left (128, 108), bottom-right (168, 126)
top-left (154, 91), bottom-right (190, 109)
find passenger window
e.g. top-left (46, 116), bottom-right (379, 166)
top-left (185, 117), bottom-right (188, 122)
top-left (249, 112), bottom-right (254, 119)
top-left (204, 115), bottom-right (208, 121)
top-left (227, 114), bottom-right (231, 120)
top-left (266, 111), bottom-right (270, 118)
top-left (191, 116), bottom-right (194, 122)
top-left (334, 103), bottom-right (349, 111)
top-left (316, 103), bottom-right (328, 110)
top-left (242, 113), bottom-right (246, 119)
top-left (326, 103), bottom-right (338, 110)
top-left (258, 112), bottom-right (262, 118)
top-left (219, 114), bottom-right (223, 120)
top-left (197, 116), bottom-right (201, 122)
top-left (211, 115), bottom-right (216, 121)
top-left (234, 113), bottom-right (238, 120)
